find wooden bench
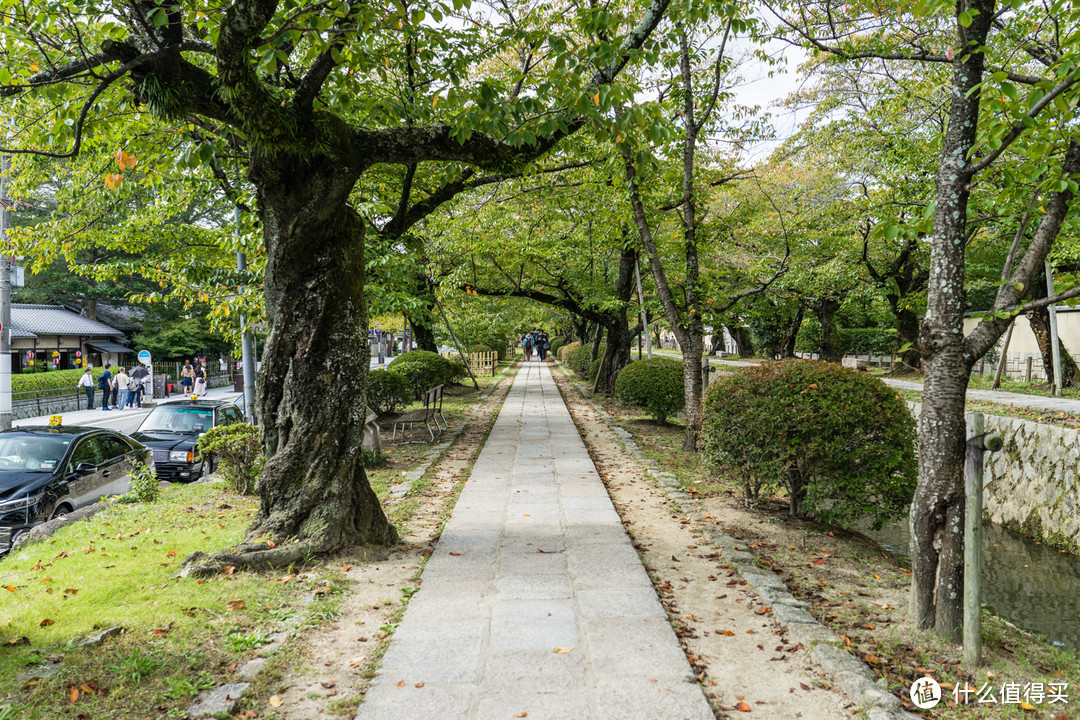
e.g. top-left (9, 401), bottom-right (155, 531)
top-left (391, 385), bottom-right (446, 442)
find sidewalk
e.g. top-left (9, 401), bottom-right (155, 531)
top-left (12, 384), bottom-right (241, 428)
top-left (357, 362), bottom-right (713, 719)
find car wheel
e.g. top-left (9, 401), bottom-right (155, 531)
top-left (49, 504), bottom-right (73, 521)
top-left (10, 528), bottom-right (27, 546)
top-left (200, 457), bottom-right (215, 479)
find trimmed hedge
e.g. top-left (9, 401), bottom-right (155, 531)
top-left (366, 370), bottom-right (412, 415)
top-left (387, 350), bottom-right (454, 399)
top-left (589, 356), bottom-right (603, 382)
top-left (795, 321), bottom-right (899, 356)
top-left (549, 339), bottom-right (565, 357)
top-left (565, 345), bottom-right (593, 376)
top-left (701, 360), bottom-right (916, 529)
top-left (614, 358), bottom-right (684, 422)
top-left (558, 342), bottom-right (581, 363)
top-left (13, 367), bottom-right (106, 396)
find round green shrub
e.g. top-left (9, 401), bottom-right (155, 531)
top-left (558, 342), bottom-right (581, 363)
top-left (470, 344), bottom-right (494, 354)
top-left (365, 370), bottom-right (412, 415)
top-left (447, 358), bottom-right (469, 384)
top-left (614, 358), bottom-right (684, 422)
top-left (701, 359), bottom-right (916, 530)
top-left (388, 350), bottom-right (454, 398)
top-left (549, 339), bottom-right (565, 357)
top-left (198, 423), bottom-right (263, 495)
top-left (565, 345), bottom-right (593, 376)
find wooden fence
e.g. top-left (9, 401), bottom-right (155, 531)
top-left (442, 351), bottom-right (499, 376)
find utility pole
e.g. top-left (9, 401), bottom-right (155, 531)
top-left (0, 147), bottom-right (11, 430)
top-left (235, 203), bottom-right (257, 423)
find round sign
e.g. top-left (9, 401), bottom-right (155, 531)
top-left (25, 351), bottom-right (33, 360)
top-left (75, 350), bottom-right (82, 358)
top-left (52, 351), bottom-right (59, 358)
top-left (137, 350), bottom-right (152, 366)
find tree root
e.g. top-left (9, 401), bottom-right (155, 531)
top-left (180, 542), bottom-right (319, 577)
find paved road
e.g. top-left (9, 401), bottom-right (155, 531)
top-left (13, 385), bottom-right (242, 435)
top-left (357, 362), bottom-right (713, 720)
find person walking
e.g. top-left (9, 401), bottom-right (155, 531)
top-left (115, 367), bottom-right (130, 410)
top-left (193, 363), bottom-right (207, 395)
top-left (180, 360), bottom-right (195, 396)
top-left (129, 363), bottom-right (150, 407)
top-left (77, 368), bottom-right (95, 409)
top-left (533, 330), bottom-right (548, 361)
top-left (98, 364), bottom-right (114, 410)
top-left (521, 332), bottom-right (533, 362)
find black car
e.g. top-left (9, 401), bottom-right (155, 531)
top-left (131, 400), bottom-right (244, 481)
top-left (0, 424), bottom-right (153, 554)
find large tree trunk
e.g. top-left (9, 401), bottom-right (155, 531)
top-left (1025, 273), bottom-right (1077, 387)
top-left (815, 297), bottom-right (843, 363)
top-left (912, 0), bottom-right (994, 639)
top-left (778, 306), bottom-right (804, 359)
top-left (409, 316), bottom-right (438, 352)
top-left (893, 302), bottom-right (923, 371)
top-left (187, 156), bottom-right (398, 571)
top-left (728, 325), bottom-right (754, 357)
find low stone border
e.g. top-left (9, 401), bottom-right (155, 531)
top-left (555, 363), bottom-right (918, 720)
top-left (385, 359), bottom-right (520, 499)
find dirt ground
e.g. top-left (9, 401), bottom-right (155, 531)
top-left (549, 367), bottom-right (856, 719)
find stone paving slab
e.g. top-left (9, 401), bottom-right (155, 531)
top-left (356, 362), bottom-right (713, 719)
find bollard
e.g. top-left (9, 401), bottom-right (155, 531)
top-left (964, 412), bottom-right (1003, 667)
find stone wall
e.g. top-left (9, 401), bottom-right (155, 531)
top-left (909, 402), bottom-right (1080, 551)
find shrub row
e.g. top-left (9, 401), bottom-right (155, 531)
top-left (387, 351), bottom-right (455, 399)
top-left (795, 323), bottom-right (900, 355)
top-left (13, 367), bottom-right (106, 396)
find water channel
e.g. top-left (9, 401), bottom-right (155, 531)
top-left (864, 520), bottom-right (1080, 653)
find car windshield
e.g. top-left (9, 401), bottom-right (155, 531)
top-left (140, 406), bottom-right (213, 434)
top-left (0, 434), bottom-right (71, 472)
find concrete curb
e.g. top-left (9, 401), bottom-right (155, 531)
top-left (554, 363), bottom-right (918, 720)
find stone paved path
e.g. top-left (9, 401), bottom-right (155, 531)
top-left (356, 362), bottom-right (713, 720)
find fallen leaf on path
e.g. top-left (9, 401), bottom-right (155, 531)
top-left (553, 647), bottom-right (574, 654)
top-left (269, 695), bottom-right (284, 707)
top-left (735, 701), bottom-right (751, 711)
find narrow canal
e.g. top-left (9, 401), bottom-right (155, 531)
top-left (866, 520), bottom-right (1080, 653)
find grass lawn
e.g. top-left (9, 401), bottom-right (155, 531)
top-left (0, 481), bottom-right (349, 719)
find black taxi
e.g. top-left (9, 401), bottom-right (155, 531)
top-left (0, 422), bottom-right (153, 554)
top-left (130, 399), bottom-right (243, 481)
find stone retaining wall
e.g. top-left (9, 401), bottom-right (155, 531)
top-left (909, 402), bottom-right (1080, 550)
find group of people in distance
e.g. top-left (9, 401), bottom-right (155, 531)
top-left (77, 362), bottom-right (151, 411)
top-left (521, 330), bottom-right (550, 362)
top-left (75, 357), bottom-right (209, 411)
top-left (180, 359), bottom-right (208, 396)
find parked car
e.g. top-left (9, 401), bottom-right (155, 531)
top-left (131, 399), bottom-right (244, 481)
top-left (0, 424), bottom-right (153, 554)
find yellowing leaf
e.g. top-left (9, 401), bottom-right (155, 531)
top-left (226, 599), bottom-right (245, 611)
top-left (269, 695), bottom-right (284, 707)
top-left (1019, 701), bottom-right (1036, 711)
top-left (432, 95), bottom-right (439, 106)
top-left (592, 92), bottom-right (600, 105)
top-left (553, 647), bottom-right (574, 654)
top-left (39, 618), bottom-right (54, 627)
top-left (70, 687), bottom-right (79, 703)
top-left (735, 701), bottom-right (751, 711)
top-left (104, 173), bottom-right (123, 190)
top-left (3, 585), bottom-right (16, 592)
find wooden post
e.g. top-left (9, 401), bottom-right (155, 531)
top-left (992, 322), bottom-right (1013, 389)
top-left (434, 297), bottom-right (479, 391)
top-left (1025, 357), bottom-right (1033, 384)
top-left (964, 412), bottom-right (1003, 667)
top-left (1046, 262), bottom-right (1063, 396)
